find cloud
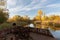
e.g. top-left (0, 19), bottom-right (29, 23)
top-left (9, 6), bottom-right (22, 12)
top-left (9, 5), bottom-right (37, 13)
top-left (31, 0), bottom-right (40, 4)
top-left (8, 0), bottom-right (48, 17)
top-left (9, 0), bottom-right (47, 12)
top-left (46, 12), bottom-right (60, 16)
top-left (7, 0), bottom-right (17, 8)
top-left (40, 0), bottom-right (47, 3)
top-left (7, 0), bottom-right (60, 19)
top-left (46, 3), bottom-right (60, 8)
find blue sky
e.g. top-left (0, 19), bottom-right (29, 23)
top-left (7, 0), bottom-right (60, 18)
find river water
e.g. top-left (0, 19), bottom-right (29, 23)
top-left (50, 30), bottom-right (60, 40)
top-left (29, 24), bottom-right (60, 40)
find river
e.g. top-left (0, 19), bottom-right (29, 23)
top-left (29, 24), bottom-right (60, 40)
top-left (50, 30), bottom-right (60, 40)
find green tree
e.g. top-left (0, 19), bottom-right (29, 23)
top-left (0, 9), bottom-right (9, 24)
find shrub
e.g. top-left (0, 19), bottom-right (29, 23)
top-left (0, 23), bottom-right (12, 30)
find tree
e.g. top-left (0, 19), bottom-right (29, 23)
top-left (13, 15), bottom-right (22, 21)
top-left (7, 15), bottom-right (31, 26)
top-left (0, 8), bottom-right (9, 24)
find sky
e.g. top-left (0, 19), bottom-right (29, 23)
top-left (7, 0), bottom-right (60, 18)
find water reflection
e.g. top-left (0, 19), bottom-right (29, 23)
top-left (29, 24), bottom-right (60, 40)
top-left (49, 28), bottom-right (60, 40)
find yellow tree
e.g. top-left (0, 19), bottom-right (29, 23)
top-left (7, 15), bottom-right (22, 23)
top-left (33, 10), bottom-right (43, 28)
top-left (22, 15), bottom-right (31, 26)
top-left (33, 10), bottom-right (43, 21)
top-left (53, 15), bottom-right (60, 23)
top-left (47, 15), bottom-right (60, 30)
top-left (8, 15), bottom-right (31, 26)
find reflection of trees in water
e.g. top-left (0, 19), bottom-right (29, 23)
top-left (33, 21), bottom-right (60, 30)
